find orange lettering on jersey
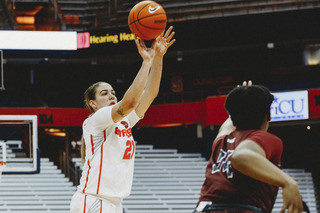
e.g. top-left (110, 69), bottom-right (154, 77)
top-left (121, 129), bottom-right (126, 137)
top-left (126, 128), bottom-right (132, 137)
top-left (115, 127), bottom-right (121, 136)
top-left (115, 127), bottom-right (132, 138)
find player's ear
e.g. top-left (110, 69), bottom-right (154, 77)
top-left (267, 112), bottom-right (271, 121)
top-left (89, 100), bottom-right (97, 111)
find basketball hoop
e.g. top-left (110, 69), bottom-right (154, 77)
top-left (0, 142), bottom-right (6, 184)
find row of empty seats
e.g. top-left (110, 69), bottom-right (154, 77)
top-left (0, 143), bottom-right (318, 212)
top-left (0, 158), bottom-right (74, 213)
top-left (0, 140), bottom-right (73, 212)
top-left (273, 169), bottom-right (318, 212)
top-left (125, 145), bottom-right (206, 213)
top-left (73, 144), bottom-right (319, 213)
top-left (71, 144), bottom-right (207, 213)
top-left (55, 0), bottom-right (320, 31)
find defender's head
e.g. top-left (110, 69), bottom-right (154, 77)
top-left (225, 85), bottom-right (274, 130)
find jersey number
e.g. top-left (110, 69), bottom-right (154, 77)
top-left (212, 149), bottom-right (234, 178)
top-left (123, 140), bottom-right (135, 160)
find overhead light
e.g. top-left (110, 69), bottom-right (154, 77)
top-left (16, 16), bottom-right (35, 25)
top-left (44, 128), bottom-right (66, 137)
top-left (45, 128), bottom-right (60, 133)
top-left (267, 43), bottom-right (274, 49)
top-left (303, 44), bottom-right (320, 66)
top-left (153, 123), bottom-right (183, 127)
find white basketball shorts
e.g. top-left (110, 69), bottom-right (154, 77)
top-left (70, 191), bottom-right (123, 213)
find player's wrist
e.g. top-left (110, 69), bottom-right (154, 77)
top-left (153, 53), bottom-right (164, 59)
top-left (142, 59), bottom-right (152, 66)
top-left (283, 177), bottom-right (298, 189)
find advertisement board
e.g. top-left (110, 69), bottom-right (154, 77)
top-left (270, 90), bottom-right (309, 122)
top-left (0, 31), bottom-right (77, 50)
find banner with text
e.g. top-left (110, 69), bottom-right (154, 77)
top-left (270, 90), bottom-right (309, 122)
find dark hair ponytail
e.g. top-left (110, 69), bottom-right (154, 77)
top-left (81, 82), bottom-right (108, 161)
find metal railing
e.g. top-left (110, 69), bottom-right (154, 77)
top-left (60, 151), bottom-right (82, 186)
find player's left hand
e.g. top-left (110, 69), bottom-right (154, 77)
top-left (237, 80), bottom-right (253, 87)
top-left (243, 80), bottom-right (253, 86)
top-left (280, 180), bottom-right (303, 213)
top-left (135, 37), bottom-right (155, 62)
top-left (153, 26), bottom-right (176, 57)
top-left (239, 80), bottom-right (253, 87)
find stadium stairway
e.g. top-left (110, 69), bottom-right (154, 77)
top-left (273, 169), bottom-right (318, 213)
top-left (0, 144), bottom-right (318, 212)
top-left (73, 144), bottom-right (319, 213)
top-left (0, 158), bottom-right (74, 213)
top-left (124, 145), bottom-right (207, 213)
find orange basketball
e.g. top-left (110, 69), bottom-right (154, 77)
top-left (128, 1), bottom-right (167, 40)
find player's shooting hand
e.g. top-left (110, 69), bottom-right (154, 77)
top-left (280, 180), bottom-right (303, 213)
top-left (153, 26), bottom-right (176, 57)
top-left (135, 37), bottom-right (154, 62)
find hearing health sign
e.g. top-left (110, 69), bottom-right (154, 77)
top-left (270, 90), bottom-right (309, 122)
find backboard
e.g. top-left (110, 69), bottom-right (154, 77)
top-left (0, 115), bottom-right (40, 174)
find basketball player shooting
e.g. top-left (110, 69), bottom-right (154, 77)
top-left (70, 27), bottom-right (175, 213)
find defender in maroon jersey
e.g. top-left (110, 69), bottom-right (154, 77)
top-left (195, 81), bottom-right (303, 213)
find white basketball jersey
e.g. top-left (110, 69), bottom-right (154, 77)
top-left (77, 106), bottom-right (141, 202)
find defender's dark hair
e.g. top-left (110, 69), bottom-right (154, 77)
top-left (224, 85), bottom-right (274, 130)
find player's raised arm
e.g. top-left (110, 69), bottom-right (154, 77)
top-left (135, 26), bottom-right (175, 117)
top-left (111, 38), bottom-right (153, 123)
